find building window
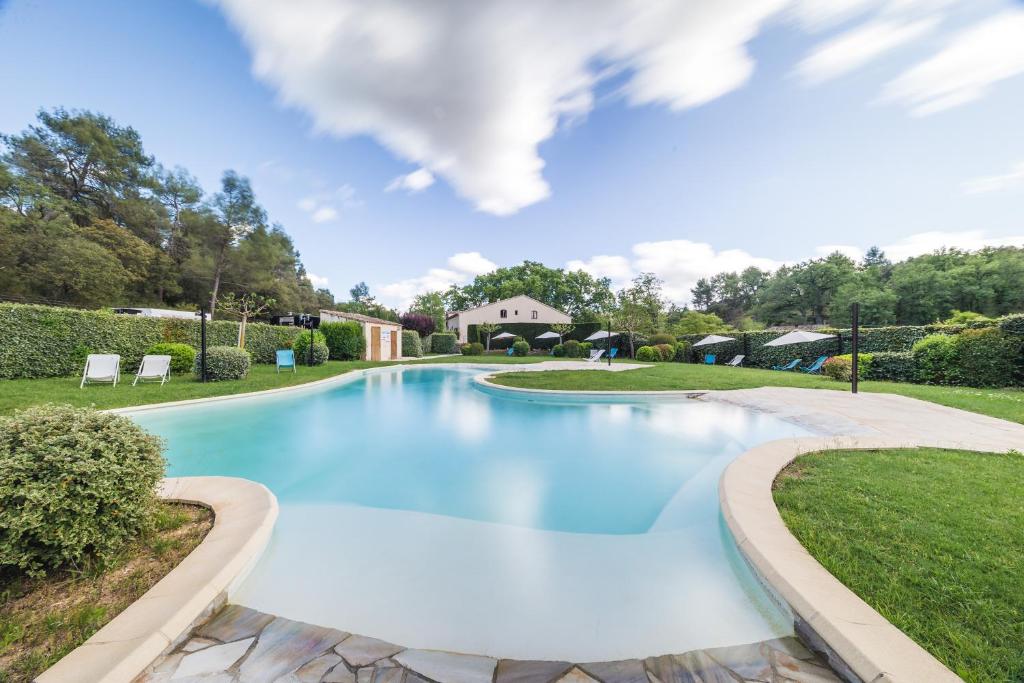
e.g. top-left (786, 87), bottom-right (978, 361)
top-left (500, 309), bottom-right (508, 318)
top-left (531, 310), bottom-right (538, 319)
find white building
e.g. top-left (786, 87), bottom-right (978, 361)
top-left (445, 295), bottom-right (571, 343)
top-left (320, 309), bottom-right (403, 361)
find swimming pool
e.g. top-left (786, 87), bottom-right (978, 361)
top-left (131, 366), bottom-right (811, 660)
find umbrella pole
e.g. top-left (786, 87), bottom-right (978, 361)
top-left (851, 302), bottom-right (860, 394)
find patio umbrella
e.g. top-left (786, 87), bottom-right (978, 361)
top-left (763, 330), bottom-right (835, 347)
top-left (693, 334), bottom-right (735, 347)
top-left (491, 332), bottom-right (516, 339)
top-left (535, 331), bottom-right (561, 339)
top-left (584, 330), bottom-right (620, 341)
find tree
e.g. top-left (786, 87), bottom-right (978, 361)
top-left (350, 281), bottom-right (372, 304)
top-left (477, 322), bottom-right (501, 351)
top-left (208, 171), bottom-right (266, 316)
top-left (218, 292), bottom-right (275, 349)
top-left (550, 322), bottom-right (575, 343)
top-left (400, 312), bottom-right (436, 337)
top-left (672, 310), bottom-right (731, 335)
top-left (410, 290), bottom-right (446, 332)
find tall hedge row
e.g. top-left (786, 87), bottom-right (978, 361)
top-left (467, 322), bottom-right (602, 348)
top-left (0, 303), bottom-right (301, 379)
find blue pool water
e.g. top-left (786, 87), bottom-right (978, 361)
top-left (131, 366), bottom-right (810, 659)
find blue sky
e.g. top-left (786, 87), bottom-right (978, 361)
top-left (2, 0), bottom-right (1023, 307)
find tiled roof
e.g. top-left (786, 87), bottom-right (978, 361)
top-left (320, 309), bottom-right (402, 326)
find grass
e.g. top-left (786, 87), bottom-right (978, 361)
top-left (773, 448), bottom-right (1024, 683)
top-left (487, 362), bottom-right (1024, 424)
top-left (0, 503), bottom-right (213, 682)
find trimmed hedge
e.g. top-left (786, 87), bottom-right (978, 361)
top-left (0, 303), bottom-right (301, 379)
top-left (145, 342), bottom-right (196, 375)
top-left (467, 322), bottom-right (602, 348)
top-left (912, 334), bottom-right (959, 385)
top-left (196, 346), bottom-right (251, 380)
top-left (430, 333), bottom-right (457, 355)
top-left (865, 352), bottom-right (916, 383)
top-left (0, 405), bottom-right (165, 577)
top-left (636, 346), bottom-right (659, 362)
top-left (955, 327), bottom-right (1023, 388)
top-left (319, 321), bottom-right (365, 360)
top-left (293, 330), bottom-right (329, 366)
top-left (402, 330), bottom-right (423, 358)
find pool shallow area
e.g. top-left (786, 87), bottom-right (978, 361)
top-left (131, 366), bottom-right (811, 660)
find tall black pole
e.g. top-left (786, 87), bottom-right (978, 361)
top-left (607, 319), bottom-right (612, 366)
top-left (199, 305), bottom-right (208, 382)
top-left (851, 302), bottom-right (860, 394)
top-left (308, 318), bottom-right (314, 366)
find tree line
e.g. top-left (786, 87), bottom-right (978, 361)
top-left (0, 108), bottom-right (335, 318)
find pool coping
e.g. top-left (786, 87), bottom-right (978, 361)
top-left (37, 476), bottom-right (278, 683)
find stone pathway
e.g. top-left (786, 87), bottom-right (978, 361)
top-left (137, 605), bottom-right (840, 682)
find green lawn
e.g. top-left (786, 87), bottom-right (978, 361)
top-left (773, 448), bottom-right (1024, 683)
top-left (487, 362), bottom-right (1024, 424)
top-left (0, 360), bottom-right (393, 415)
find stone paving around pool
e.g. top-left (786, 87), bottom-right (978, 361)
top-left (137, 604), bottom-right (840, 683)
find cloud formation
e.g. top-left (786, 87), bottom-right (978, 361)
top-left (386, 168), bottom-right (436, 194)
top-left (962, 161), bottom-right (1024, 195)
top-left (378, 251), bottom-right (497, 307)
top-left (296, 183), bottom-right (361, 224)
top-left (796, 18), bottom-right (937, 84)
top-left (307, 272), bottom-right (329, 288)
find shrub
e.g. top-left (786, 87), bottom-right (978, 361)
top-left (399, 312), bottom-right (436, 337)
top-left (655, 343), bottom-right (675, 361)
top-left (0, 405), bottom-right (165, 577)
top-left (196, 345), bottom-right (251, 380)
top-left (673, 341), bottom-right (692, 362)
top-left (512, 340), bottom-right (529, 356)
top-left (636, 346), bottom-right (659, 362)
top-left (145, 342), bottom-right (196, 374)
top-left (552, 343), bottom-right (566, 357)
top-left (912, 334), bottom-right (959, 385)
top-left (954, 328), bottom-right (1023, 388)
top-left (320, 321), bottom-right (365, 360)
top-left (579, 341), bottom-right (593, 356)
top-left (293, 330), bottom-right (329, 366)
top-left (998, 314), bottom-right (1024, 336)
top-left (822, 353), bottom-right (873, 382)
top-left (461, 342), bottom-right (485, 356)
top-left (430, 332), bottom-right (457, 355)
top-left (401, 330), bottom-right (423, 358)
top-left (649, 332), bottom-right (677, 346)
top-left (866, 352), bottom-right (917, 383)
top-left (562, 339), bottom-right (582, 358)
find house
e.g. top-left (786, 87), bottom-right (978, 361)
top-left (319, 309), bottom-right (403, 361)
top-left (445, 295), bottom-right (571, 343)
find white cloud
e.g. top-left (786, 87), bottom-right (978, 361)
top-left (311, 206), bottom-right (338, 223)
top-left (296, 183), bottom-right (361, 224)
top-left (882, 9), bottom-right (1024, 115)
top-left (307, 272), bottom-right (329, 288)
top-left (378, 252), bottom-right (498, 308)
top-left (565, 255), bottom-right (634, 284)
top-left (447, 251), bottom-right (498, 276)
top-left (962, 161), bottom-right (1024, 195)
top-left (214, 0), bottom-right (787, 216)
top-left (386, 168), bottom-right (435, 194)
top-left (796, 18), bottom-right (937, 84)
top-left (879, 229), bottom-right (1024, 260)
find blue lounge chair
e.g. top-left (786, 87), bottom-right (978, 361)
top-left (609, 347), bottom-right (618, 359)
top-left (276, 349), bottom-right (295, 373)
top-left (772, 358), bottom-right (801, 371)
top-left (704, 354), bottom-right (716, 365)
top-left (801, 356), bottom-right (829, 374)
top-left (506, 346), bottom-right (515, 356)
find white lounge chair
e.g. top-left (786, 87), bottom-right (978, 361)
top-left (133, 355), bottom-right (172, 385)
top-left (585, 349), bottom-right (605, 362)
top-left (725, 355), bottom-right (745, 367)
top-left (80, 354), bottom-right (121, 388)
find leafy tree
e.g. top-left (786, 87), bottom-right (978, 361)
top-left (672, 310), bottom-right (732, 335)
top-left (477, 322), bottom-right (501, 350)
top-left (218, 292), bottom-right (275, 349)
top-left (410, 290), bottom-right (446, 332)
top-left (208, 171), bottom-right (266, 316)
top-left (350, 281), bottom-right (372, 304)
top-left (550, 322), bottom-right (575, 343)
top-left (399, 312), bottom-right (436, 337)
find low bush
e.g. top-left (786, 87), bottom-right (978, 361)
top-left (654, 343), bottom-right (675, 361)
top-left (0, 405), bottom-right (165, 577)
top-left (552, 343), bottom-right (566, 357)
top-left (822, 353), bottom-right (874, 382)
top-left (461, 342), bottom-right (485, 356)
top-left (430, 332), bottom-right (457, 355)
top-left (401, 330), bottom-right (423, 358)
top-left (912, 334), bottom-right (959, 385)
top-left (673, 341), bottom-right (692, 362)
top-left (319, 321), bottom-right (365, 360)
top-left (512, 340), bottom-right (529, 356)
top-left (562, 340), bottom-right (582, 358)
top-left (579, 341), bottom-right (593, 357)
top-left (649, 332), bottom-right (677, 346)
top-left (866, 352), bottom-right (917, 383)
top-left (293, 330), bottom-right (329, 366)
top-left (999, 314), bottom-right (1024, 336)
top-left (145, 342), bottom-right (196, 375)
top-left (955, 328), bottom-right (1023, 388)
top-left (196, 345), bottom-right (251, 380)
top-left (636, 346), bottom-right (659, 362)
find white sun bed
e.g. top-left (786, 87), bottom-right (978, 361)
top-left (80, 354), bottom-right (121, 388)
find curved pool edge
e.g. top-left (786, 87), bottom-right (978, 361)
top-left (471, 371), bottom-right (705, 399)
top-left (38, 476), bottom-right (278, 683)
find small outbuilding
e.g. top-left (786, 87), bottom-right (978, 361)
top-left (319, 309), bottom-right (404, 361)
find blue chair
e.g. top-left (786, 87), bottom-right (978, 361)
top-left (506, 347), bottom-right (515, 356)
top-left (801, 356), bottom-right (829, 374)
top-left (772, 358), bottom-right (801, 371)
top-left (276, 349), bottom-right (296, 373)
top-left (609, 347), bottom-right (618, 359)
top-left (704, 354), bottom-right (716, 365)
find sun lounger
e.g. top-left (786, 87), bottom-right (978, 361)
top-left (800, 356), bottom-right (829, 374)
top-left (609, 347), bottom-right (618, 359)
top-left (703, 354), bottom-right (716, 365)
top-left (276, 349), bottom-right (296, 373)
top-left (133, 355), bottom-right (171, 385)
top-left (81, 354), bottom-right (121, 388)
top-left (585, 349), bottom-right (605, 362)
top-left (725, 355), bottom-right (744, 367)
top-left (772, 358), bottom-right (801, 371)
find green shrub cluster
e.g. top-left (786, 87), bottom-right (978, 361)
top-left (319, 321), bottom-right (365, 360)
top-left (648, 332), bottom-right (677, 346)
top-left (822, 353), bottom-right (874, 382)
top-left (144, 342), bottom-right (196, 374)
top-left (467, 322), bottom-right (602, 348)
top-left (0, 405), bottom-right (165, 577)
top-left (674, 341), bottom-right (691, 362)
top-left (0, 303), bottom-right (301, 379)
top-left (635, 346), bottom-right (659, 362)
top-left (653, 343), bottom-right (674, 361)
top-left (430, 333), bottom-right (457, 354)
top-left (956, 328), bottom-right (1023, 388)
top-left (461, 342), bottom-right (485, 356)
top-left (402, 330), bottom-right (423, 358)
top-left (512, 340), bottom-right (529, 356)
top-left (999, 314), bottom-right (1024, 336)
top-left (196, 345), bottom-right (251, 380)
top-left (561, 339), bottom-right (582, 358)
top-left (292, 330), bottom-right (329, 366)
top-left (864, 352), bottom-right (916, 383)
top-left (551, 343), bottom-right (565, 357)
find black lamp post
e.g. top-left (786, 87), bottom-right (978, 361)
top-left (198, 305), bottom-right (207, 382)
top-left (851, 302), bottom-right (860, 394)
top-left (607, 319), bottom-right (612, 366)
top-left (299, 314), bottom-right (314, 365)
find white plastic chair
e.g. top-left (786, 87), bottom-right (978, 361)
top-left (725, 355), bottom-right (745, 367)
top-left (585, 349), bottom-right (605, 362)
top-left (133, 355), bottom-right (172, 385)
top-left (80, 354), bottom-right (121, 388)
